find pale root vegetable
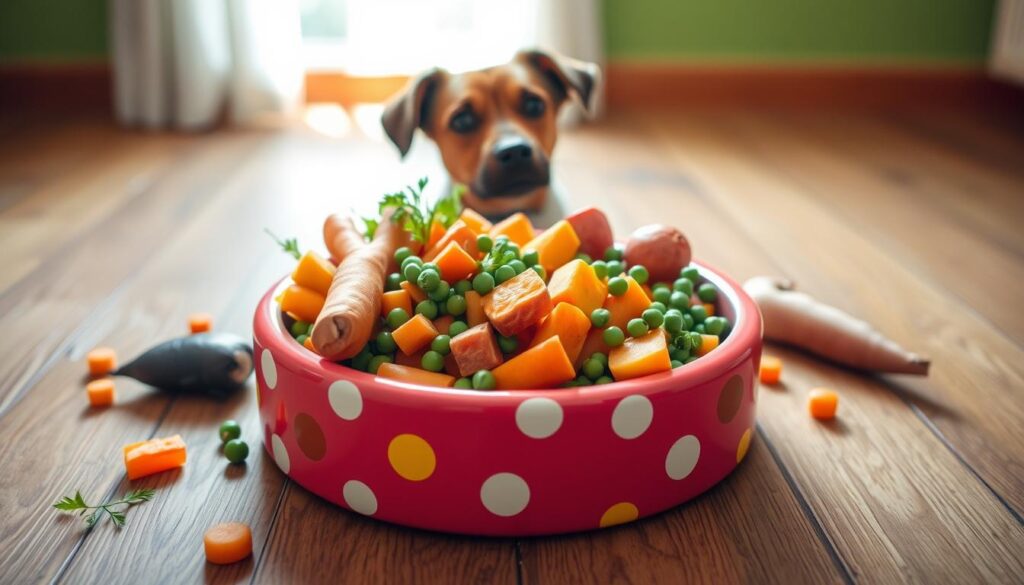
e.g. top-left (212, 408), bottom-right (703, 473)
top-left (424, 220), bottom-right (479, 261)
top-left (523, 220), bottom-right (581, 273)
top-left (377, 363), bottom-right (456, 387)
top-left (565, 207), bottom-right (614, 260)
top-left (609, 330), bottom-right (671, 381)
top-left (492, 336), bottom-right (575, 389)
top-left (744, 276), bottom-right (930, 375)
top-left (123, 435), bottom-right (187, 480)
top-left (604, 276), bottom-right (651, 330)
top-left (623, 225), bottom-right (692, 284)
top-left (449, 323), bottom-right (503, 377)
top-left (86, 378), bottom-right (115, 407)
top-left (279, 285), bottom-right (326, 324)
top-left (188, 313), bottom-right (213, 334)
top-left (482, 269), bottom-right (552, 337)
top-left (391, 314), bottom-right (439, 355)
top-left (547, 259), bottom-right (607, 318)
top-left (292, 250), bottom-right (336, 296)
top-left (433, 241), bottom-right (478, 282)
top-left (759, 355), bottom-right (782, 384)
top-left (459, 208), bottom-right (493, 234)
top-left (489, 212), bottom-right (535, 247)
top-left (808, 388), bottom-right (839, 420)
top-left (530, 302), bottom-right (591, 364)
top-left (87, 347), bottom-right (117, 377)
top-left (381, 289), bottom-right (413, 319)
top-left (312, 211), bottom-right (410, 360)
top-left (204, 522), bottom-right (253, 564)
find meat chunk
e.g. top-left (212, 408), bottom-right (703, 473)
top-left (450, 323), bottom-right (504, 377)
top-left (482, 269), bottom-right (552, 336)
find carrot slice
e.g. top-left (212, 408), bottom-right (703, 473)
top-left (433, 241), bottom-right (478, 282)
top-left (400, 280), bottom-right (427, 304)
top-left (465, 290), bottom-right (486, 327)
top-left (279, 284), bottom-right (326, 324)
top-left (391, 314), bottom-right (439, 355)
top-left (204, 522), bottom-right (253, 565)
top-left (808, 388), bottom-right (839, 420)
top-left (759, 355), bottom-right (782, 384)
top-left (381, 289), bottom-right (413, 319)
top-left (377, 362), bottom-right (456, 387)
top-left (123, 435), bottom-right (187, 480)
top-left (291, 250), bottom-right (336, 296)
top-left (696, 334), bottom-right (719, 356)
top-left (188, 313), bottom-right (213, 334)
top-left (87, 347), bottom-right (117, 377)
top-left (426, 221), bottom-right (447, 250)
top-left (86, 378), bottom-right (115, 407)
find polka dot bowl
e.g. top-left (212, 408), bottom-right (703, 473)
top-left (253, 261), bottom-right (762, 536)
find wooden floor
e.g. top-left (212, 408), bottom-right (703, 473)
top-left (1, 103), bottom-right (1023, 584)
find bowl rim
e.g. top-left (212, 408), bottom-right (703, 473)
top-left (255, 261), bottom-right (761, 402)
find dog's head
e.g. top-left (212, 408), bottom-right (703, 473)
top-left (382, 50), bottom-right (598, 216)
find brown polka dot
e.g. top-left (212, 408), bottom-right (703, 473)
top-left (717, 375), bottom-right (744, 424)
top-left (294, 413), bottom-right (326, 461)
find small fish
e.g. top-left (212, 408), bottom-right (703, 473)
top-left (114, 333), bottom-right (253, 399)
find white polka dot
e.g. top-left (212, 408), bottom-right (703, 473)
top-left (665, 435), bottom-right (700, 480)
top-left (481, 473), bottom-right (530, 517)
top-left (611, 395), bottom-right (653, 439)
top-left (328, 380), bottom-right (362, 420)
top-left (515, 397), bottom-right (563, 439)
top-left (342, 480), bottom-right (378, 516)
top-left (271, 433), bottom-right (290, 473)
top-left (261, 349), bottom-right (278, 390)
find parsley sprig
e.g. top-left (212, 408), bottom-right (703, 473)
top-left (365, 178), bottom-right (463, 244)
top-left (264, 229), bottom-right (302, 260)
top-left (54, 488), bottom-right (155, 529)
top-left (480, 237), bottom-right (518, 273)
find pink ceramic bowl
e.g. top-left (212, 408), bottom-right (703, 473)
top-left (252, 261), bottom-right (762, 536)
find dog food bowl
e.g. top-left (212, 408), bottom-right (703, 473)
top-left (252, 262), bottom-right (762, 536)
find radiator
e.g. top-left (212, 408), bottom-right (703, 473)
top-left (992, 0), bottom-right (1024, 84)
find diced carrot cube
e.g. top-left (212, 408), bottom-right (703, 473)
top-left (391, 314), bottom-right (439, 355)
top-left (604, 277), bottom-right (651, 330)
top-left (459, 208), bottom-right (493, 234)
top-left (523, 220), bottom-right (580, 272)
top-left (530, 302), bottom-right (591, 364)
top-left (400, 280), bottom-right (427, 304)
top-left (433, 241), bottom-right (478, 282)
top-left (427, 221), bottom-right (447, 250)
top-left (465, 291), bottom-right (486, 326)
top-left (492, 336), bottom-right (575, 389)
top-left (759, 355), bottom-right (782, 384)
top-left (609, 330), bottom-right (671, 381)
top-left (489, 212), bottom-right (535, 247)
top-left (808, 388), bottom-right (839, 420)
top-left (279, 284), bottom-right (326, 323)
top-left (377, 363), bottom-right (456, 387)
top-left (547, 259), bottom-right (608, 317)
top-left (381, 289), bottom-right (413, 318)
top-left (188, 313), bottom-right (213, 334)
top-left (425, 220), bottom-right (479, 261)
top-left (433, 315), bottom-right (455, 335)
top-left (696, 334), bottom-right (719, 356)
top-left (86, 378), bottom-right (115, 407)
top-left (204, 522), bottom-right (253, 565)
top-left (291, 250), bottom-right (336, 296)
top-left (482, 269), bottom-right (552, 337)
top-left (123, 435), bottom-right (187, 480)
top-left (450, 323), bottom-right (503, 377)
top-left (87, 347), bottom-right (118, 377)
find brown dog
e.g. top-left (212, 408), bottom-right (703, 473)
top-left (381, 50), bottom-right (598, 218)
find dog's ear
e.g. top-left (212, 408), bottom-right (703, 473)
top-left (381, 68), bottom-right (447, 157)
top-left (517, 49), bottom-right (599, 113)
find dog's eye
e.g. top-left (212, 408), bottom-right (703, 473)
top-left (521, 94), bottom-right (546, 118)
top-left (449, 109), bottom-right (479, 134)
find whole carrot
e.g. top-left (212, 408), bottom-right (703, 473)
top-left (323, 214), bottom-right (369, 264)
top-left (744, 276), bottom-right (929, 375)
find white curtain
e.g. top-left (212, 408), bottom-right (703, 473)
top-left (109, 0), bottom-right (304, 130)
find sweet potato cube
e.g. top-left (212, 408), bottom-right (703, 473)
top-left (489, 212), bottom-right (535, 247)
top-left (696, 334), bottom-right (719, 356)
top-left (530, 302), bottom-right (591, 364)
top-left (465, 291), bottom-right (486, 326)
top-left (86, 378), bottom-right (115, 407)
top-left (565, 207), bottom-right (614, 259)
top-left (433, 241), bottom-right (478, 282)
top-left (450, 323), bottom-right (503, 377)
top-left (123, 435), bottom-right (187, 480)
top-left (381, 289), bottom-right (413, 318)
top-left (492, 336), bottom-right (575, 389)
top-left (424, 220), bottom-right (479, 261)
top-left (604, 276), bottom-right (651, 330)
top-left (482, 269), bottom-right (552, 337)
top-left (377, 363), bottom-right (456, 387)
top-left (609, 330), bottom-right (671, 381)
top-left (547, 259), bottom-right (607, 317)
top-left (523, 220), bottom-right (580, 273)
top-left (391, 314), bottom-right (439, 355)
top-left (291, 250), bottom-right (336, 296)
top-left (459, 208), bottom-right (493, 234)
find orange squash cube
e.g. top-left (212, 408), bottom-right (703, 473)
top-left (188, 313), bottom-right (213, 334)
top-left (492, 336), bottom-right (575, 389)
top-left (433, 241), bottom-right (478, 282)
top-left (123, 435), bottom-right (187, 480)
top-left (489, 212), bottom-right (535, 247)
top-left (482, 269), bottom-right (552, 337)
top-left (279, 284), bottom-right (326, 323)
top-left (604, 277), bottom-right (651, 330)
top-left (426, 221), bottom-right (446, 250)
top-left (381, 289), bottom-right (413, 318)
top-left (424, 220), bottom-right (479, 261)
top-left (391, 314), bottom-right (439, 355)
top-left (530, 302), bottom-right (591, 364)
top-left (459, 208), bottom-right (493, 234)
top-left (609, 330), bottom-right (672, 381)
top-left (547, 259), bottom-right (608, 317)
top-left (291, 250), bottom-right (336, 296)
top-left (523, 220), bottom-right (580, 273)
top-left (86, 378), bottom-right (115, 407)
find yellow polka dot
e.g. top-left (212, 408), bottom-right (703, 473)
top-left (388, 434), bottom-right (436, 481)
top-left (600, 502), bottom-right (639, 528)
top-left (736, 428), bottom-right (753, 463)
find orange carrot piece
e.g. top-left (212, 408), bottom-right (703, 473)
top-left (482, 269), bottom-right (552, 337)
top-left (547, 259), bottom-right (607, 318)
top-left (86, 378), bottom-right (115, 407)
top-left (696, 334), bottom-right (719, 356)
top-left (523, 220), bottom-right (580, 273)
top-left (433, 315), bottom-right (455, 335)
top-left (391, 314), bottom-right (439, 355)
top-left (394, 348), bottom-right (426, 367)
top-left (188, 313), bottom-right (213, 334)
top-left (424, 220), bottom-right (479, 261)
top-left (303, 336), bottom-right (317, 353)
top-left (609, 330), bottom-right (671, 381)
top-left (530, 302), bottom-right (591, 364)
top-left (377, 362), bottom-right (456, 387)
top-left (808, 388), bottom-right (839, 420)
top-left (381, 289), bottom-right (413, 319)
top-left (759, 355), bottom-right (782, 384)
top-left (123, 435), bottom-right (187, 480)
top-left (604, 276), bottom-right (651, 330)
top-left (492, 336), bottom-right (575, 389)
top-left (576, 328), bottom-right (611, 368)
top-left (703, 303), bottom-right (715, 317)
top-left (459, 208), bottom-right (493, 234)
top-left (426, 220), bottom-right (447, 250)
top-left (279, 284), bottom-right (326, 324)
top-left (87, 347), bottom-right (117, 377)
top-left (488, 212), bottom-right (535, 247)
top-left (204, 522), bottom-right (253, 565)
top-left (433, 241), bottom-right (478, 282)
top-left (400, 280), bottom-right (427, 304)
top-left (465, 290), bottom-right (486, 327)
top-left (292, 250), bottom-right (337, 296)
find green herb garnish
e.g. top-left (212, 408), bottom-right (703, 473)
top-left (264, 229), bottom-right (301, 260)
top-left (53, 488), bottom-right (155, 529)
top-left (364, 178), bottom-right (462, 244)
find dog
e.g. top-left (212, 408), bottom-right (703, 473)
top-left (381, 49), bottom-right (599, 221)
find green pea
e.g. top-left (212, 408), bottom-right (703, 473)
top-left (582, 358), bottom-right (605, 381)
top-left (684, 355), bottom-right (699, 364)
top-left (689, 304), bottom-right (708, 324)
top-left (375, 331), bottom-right (397, 354)
top-left (446, 294), bottom-right (467, 316)
top-left (290, 320), bottom-right (311, 338)
top-left (670, 291), bottom-right (690, 310)
top-left (219, 420), bottom-right (241, 443)
top-left (694, 323), bottom-right (706, 334)
top-left (472, 271), bottom-right (495, 294)
top-left (295, 333), bottom-right (310, 346)
top-left (419, 350), bottom-right (443, 372)
top-left (574, 374), bottom-right (592, 386)
top-left (509, 259), bottom-right (527, 274)
top-left (664, 312), bottom-right (684, 334)
top-left (595, 375), bottom-right (613, 385)
top-left (627, 318), bottom-right (649, 337)
top-left (673, 278), bottom-right (693, 296)
top-left (591, 260), bottom-right (608, 279)
top-left (532, 265), bottom-right (547, 280)
top-left (628, 265), bottom-right (649, 285)
top-left (590, 352), bottom-right (608, 366)
top-left (642, 308), bottom-right (664, 328)
top-left (652, 282), bottom-right (670, 292)
top-left (494, 265), bottom-right (516, 284)
top-left (448, 320), bottom-right (469, 337)
top-left (415, 300), bottom-right (438, 319)
top-left (652, 287), bottom-right (672, 305)
top-left (454, 377), bottom-right (474, 389)
top-left (431, 334), bottom-right (452, 355)
top-left (606, 260), bottom-right (624, 277)
top-left (704, 316), bottom-right (725, 335)
top-left (603, 245), bottom-right (623, 261)
top-left (675, 334), bottom-right (692, 350)
top-left (401, 256), bottom-right (423, 271)
top-left (697, 283), bottom-right (718, 303)
top-left (351, 347), bottom-right (373, 371)
top-left (224, 439), bottom-right (249, 464)
top-left (506, 243), bottom-right (521, 258)
top-left (477, 234), bottom-right (493, 253)
top-left (427, 281), bottom-right (450, 302)
top-left (454, 279), bottom-right (472, 295)
top-left (649, 301), bottom-right (667, 314)
top-left (522, 250), bottom-right (539, 267)
top-left (394, 247), bottom-right (413, 265)
top-left (403, 263), bottom-right (422, 283)
top-left (608, 276), bottom-right (628, 296)
top-left (422, 262), bottom-right (441, 274)
top-left (590, 308), bottom-right (610, 328)
top-left (497, 335), bottom-right (518, 354)
top-left (670, 347), bottom-right (690, 362)
top-left (386, 272), bottom-right (402, 291)
top-left (603, 326), bottom-right (625, 347)
top-left (671, 359), bottom-right (683, 369)
top-left (368, 354), bottom-right (392, 374)
top-left (472, 369), bottom-right (496, 390)
top-left (680, 266), bottom-right (700, 283)
top-left (417, 268), bottom-right (440, 292)
top-left (575, 253), bottom-right (593, 263)
top-left (387, 308), bottom-right (411, 329)
top-left (689, 331), bottom-right (703, 348)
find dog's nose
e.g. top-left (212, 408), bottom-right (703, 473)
top-left (493, 136), bottom-right (533, 167)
